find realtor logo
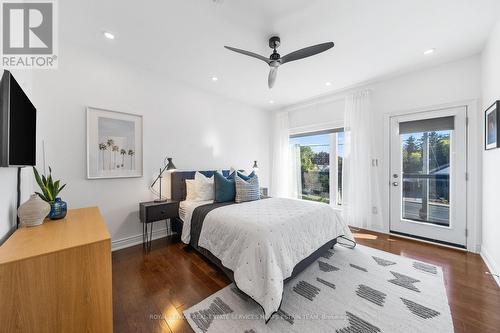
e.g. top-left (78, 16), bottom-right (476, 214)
top-left (1, 0), bottom-right (58, 68)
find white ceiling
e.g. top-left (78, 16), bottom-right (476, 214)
top-left (60, 0), bottom-right (500, 110)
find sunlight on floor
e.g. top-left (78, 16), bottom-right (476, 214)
top-left (163, 305), bottom-right (183, 331)
top-left (353, 233), bottom-right (378, 240)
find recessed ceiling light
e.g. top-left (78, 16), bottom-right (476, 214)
top-left (269, 100), bottom-right (275, 104)
top-left (325, 82), bottom-right (332, 86)
top-left (424, 48), bottom-right (435, 55)
top-left (103, 32), bottom-right (115, 40)
top-left (211, 76), bottom-right (218, 81)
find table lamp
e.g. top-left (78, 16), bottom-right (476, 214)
top-left (151, 157), bottom-right (176, 202)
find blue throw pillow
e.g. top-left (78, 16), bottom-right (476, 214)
top-left (214, 171), bottom-right (236, 202)
top-left (227, 171), bottom-right (255, 181)
top-left (239, 171), bottom-right (255, 181)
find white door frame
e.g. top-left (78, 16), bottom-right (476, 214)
top-left (383, 99), bottom-right (481, 253)
top-left (389, 107), bottom-right (467, 247)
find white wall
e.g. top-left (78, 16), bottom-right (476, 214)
top-left (0, 167), bottom-right (18, 243)
top-left (284, 55), bottom-right (482, 251)
top-left (481, 18), bottom-right (500, 285)
top-left (28, 44), bottom-right (270, 250)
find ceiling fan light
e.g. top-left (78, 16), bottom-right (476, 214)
top-left (103, 31), bottom-right (115, 40)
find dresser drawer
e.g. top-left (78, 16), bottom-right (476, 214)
top-left (144, 203), bottom-right (179, 223)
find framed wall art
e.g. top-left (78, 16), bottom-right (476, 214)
top-left (485, 101), bottom-right (500, 150)
top-left (87, 107), bottom-right (143, 179)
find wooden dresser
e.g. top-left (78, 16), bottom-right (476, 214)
top-left (0, 207), bottom-right (113, 333)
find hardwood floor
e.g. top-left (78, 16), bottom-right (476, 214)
top-left (112, 229), bottom-right (500, 333)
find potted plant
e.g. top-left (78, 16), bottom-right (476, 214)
top-left (33, 166), bottom-right (68, 220)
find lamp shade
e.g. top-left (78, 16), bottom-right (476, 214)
top-left (166, 157), bottom-right (176, 171)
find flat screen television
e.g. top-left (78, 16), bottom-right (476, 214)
top-left (0, 70), bottom-right (36, 167)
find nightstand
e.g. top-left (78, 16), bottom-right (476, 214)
top-left (139, 200), bottom-right (179, 252)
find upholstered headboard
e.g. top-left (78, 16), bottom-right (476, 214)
top-left (170, 170), bottom-right (232, 201)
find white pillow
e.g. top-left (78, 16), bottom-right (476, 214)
top-left (185, 179), bottom-right (198, 201)
top-left (194, 172), bottom-right (214, 201)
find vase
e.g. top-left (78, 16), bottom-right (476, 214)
top-left (49, 197), bottom-right (67, 220)
top-left (18, 194), bottom-right (51, 227)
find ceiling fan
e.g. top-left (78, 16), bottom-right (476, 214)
top-left (224, 36), bottom-right (334, 89)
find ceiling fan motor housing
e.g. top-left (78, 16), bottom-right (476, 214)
top-left (269, 36), bottom-right (281, 49)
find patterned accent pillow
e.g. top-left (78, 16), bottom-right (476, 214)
top-left (235, 173), bottom-right (260, 203)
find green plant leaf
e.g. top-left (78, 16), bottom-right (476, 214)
top-left (41, 186), bottom-right (51, 201)
top-left (34, 166), bottom-right (65, 202)
top-left (33, 167), bottom-right (52, 200)
top-left (32, 167), bottom-right (44, 189)
top-left (47, 175), bottom-right (54, 201)
top-left (35, 191), bottom-right (50, 202)
top-left (55, 184), bottom-right (66, 197)
top-left (34, 166), bottom-right (54, 201)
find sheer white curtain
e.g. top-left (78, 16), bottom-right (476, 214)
top-left (289, 144), bottom-right (302, 199)
top-left (271, 111), bottom-right (291, 198)
top-left (342, 91), bottom-right (382, 230)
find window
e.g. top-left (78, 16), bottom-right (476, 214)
top-left (290, 129), bottom-right (344, 206)
top-left (335, 132), bottom-right (344, 205)
top-left (400, 130), bottom-right (451, 226)
top-left (398, 116), bottom-right (453, 226)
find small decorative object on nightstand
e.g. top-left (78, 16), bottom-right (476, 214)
top-left (150, 156), bottom-right (177, 202)
top-left (33, 166), bottom-right (68, 220)
top-left (17, 194), bottom-right (51, 227)
top-left (260, 187), bottom-right (269, 198)
top-left (139, 200), bottom-right (179, 252)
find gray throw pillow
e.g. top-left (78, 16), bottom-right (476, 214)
top-left (235, 173), bottom-right (260, 203)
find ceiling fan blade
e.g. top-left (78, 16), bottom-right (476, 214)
top-left (224, 46), bottom-right (270, 64)
top-left (281, 42), bottom-right (334, 64)
top-left (268, 67), bottom-right (278, 89)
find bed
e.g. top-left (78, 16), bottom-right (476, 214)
top-left (171, 170), bottom-right (355, 321)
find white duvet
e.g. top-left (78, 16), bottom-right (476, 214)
top-left (179, 199), bottom-right (213, 244)
top-left (182, 197), bottom-right (354, 320)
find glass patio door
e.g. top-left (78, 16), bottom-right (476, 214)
top-left (389, 107), bottom-right (467, 247)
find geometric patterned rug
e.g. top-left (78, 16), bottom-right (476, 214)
top-left (184, 244), bottom-right (453, 333)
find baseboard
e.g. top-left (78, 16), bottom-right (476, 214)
top-left (390, 231), bottom-right (466, 250)
top-left (111, 227), bottom-right (173, 251)
top-left (480, 245), bottom-right (500, 288)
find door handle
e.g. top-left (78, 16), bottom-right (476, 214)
top-left (392, 182), bottom-right (399, 186)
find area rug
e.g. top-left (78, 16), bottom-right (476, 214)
top-left (184, 244), bottom-right (453, 333)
